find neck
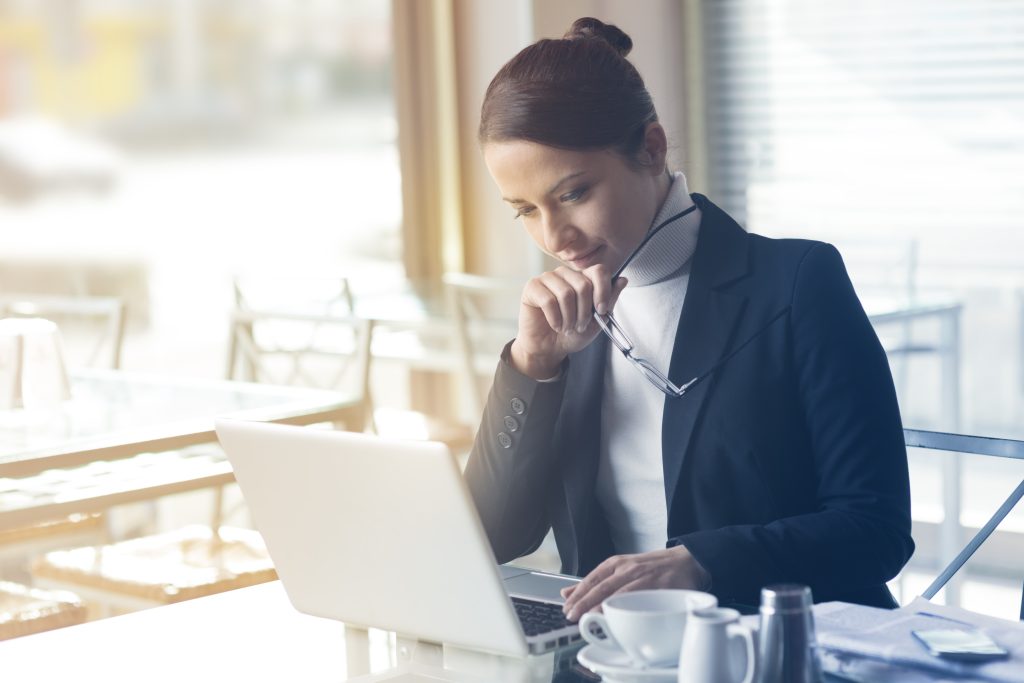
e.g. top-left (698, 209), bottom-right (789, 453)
top-left (652, 168), bottom-right (672, 216)
top-left (620, 170), bottom-right (702, 286)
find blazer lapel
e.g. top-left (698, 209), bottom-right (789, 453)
top-left (662, 194), bottom-right (751, 513)
top-left (558, 333), bottom-right (608, 574)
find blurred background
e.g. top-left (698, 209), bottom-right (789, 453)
top-left (1, 0), bottom-right (1023, 624)
top-left (0, 0), bottom-right (400, 377)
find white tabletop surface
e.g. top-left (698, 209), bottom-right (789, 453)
top-left (4, 580), bottom-right (1007, 683)
top-left (1, 582), bottom-right (343, 681)
top-left (0, 581), bottom-right (581, 683)
top-left (0, 368), bottom-right (360, 477)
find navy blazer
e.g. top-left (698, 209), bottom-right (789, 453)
top-left (465, 194), bottom-right (914, 609)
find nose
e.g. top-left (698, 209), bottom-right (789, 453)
top-left (540, 209), bottom-right (576, 255)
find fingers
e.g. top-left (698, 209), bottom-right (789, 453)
top-left (524, 268), bottom-right (598, 334)
top-left (592, 277), bottom-right (629, 334)
top-left (562, 547), bottom-right (708, 621)
top-left (608, 276), bottom-right (629, 312)
top-left (548, 268), bottom-right (588, 333)
top-left (521, 276), bottom-right (566, 333)
top-left (584, 265), bottom-right (613, 316)
top-left (583, 266), bottom-right (628, 318)
top-left (511, 262), bottom-right (627, 376)
top-left (563, 555), bottom-right (642, 621)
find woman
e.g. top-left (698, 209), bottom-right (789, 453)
top-left (464, 17), bottom-right (913, 620)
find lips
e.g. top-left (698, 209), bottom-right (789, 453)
top-left (564, 245), bottom-right (604, 269)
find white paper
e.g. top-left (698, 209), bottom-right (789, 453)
top-left (814, 597), bottom-right (1024, 682)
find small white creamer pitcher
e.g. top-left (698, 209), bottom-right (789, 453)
top-left (677, 607), bottom-right (756, 683)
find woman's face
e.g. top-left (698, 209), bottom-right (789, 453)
top-left (483, 135), bottom-right (668, 272)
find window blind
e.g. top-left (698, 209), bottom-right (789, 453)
top-left (702, 0), bottom-right (1024, 283)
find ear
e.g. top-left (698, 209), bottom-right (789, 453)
top-left (640, 122), bottom-right (668, 175)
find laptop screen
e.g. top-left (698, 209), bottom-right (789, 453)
top-left (215, 419), bottom-right (532, 656)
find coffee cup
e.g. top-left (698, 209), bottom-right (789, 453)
top-left (579, 589), bottom-right (717, 668)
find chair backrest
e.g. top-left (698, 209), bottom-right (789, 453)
top-left (904, 428), bottom-right (1024, 620)
top-left (442, 272), bottom-right (522, 418)
top-left (231, 275), bottom-right (355, 318)
top-left (225, 277), bottom-right (373, 429)
top-left (0, 294), bottom-right (126, 369)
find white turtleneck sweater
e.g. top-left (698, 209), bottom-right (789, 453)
top-left (595, 171), bottom-right (702, 555)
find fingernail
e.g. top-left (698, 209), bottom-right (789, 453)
top-left (596, 303), bottom-right (606, 316)
top-left (576, 324), bottom-right (587, 334)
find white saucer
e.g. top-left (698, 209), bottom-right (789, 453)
top-left (576, 644), bottom-right (678, 683)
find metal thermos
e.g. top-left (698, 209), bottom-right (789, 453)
top-left (755, 584), bottom-right (822, 683)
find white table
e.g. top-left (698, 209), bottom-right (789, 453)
top-left (0, 581), bottom-right (1006, 682)
top-left (0, 581), bottom-right (576, 682)
top-left (864, 295), bottom-right (962, 430)
top-left (0, 369), bottom-right (363, 527)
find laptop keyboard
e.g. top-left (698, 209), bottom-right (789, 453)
top-left (512, 596), bottom-right (576, 636)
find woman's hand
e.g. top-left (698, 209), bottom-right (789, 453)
top-left (559, 546), bottom-right (711, 622)
top-left (510, 264), bottom-right (628, 379)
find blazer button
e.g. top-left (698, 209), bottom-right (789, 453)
top-left (497, 432), bottom-right (512, 449)
top-left (503, 415), bottom-right (519, 432)
top-left (510, 397), bottom-right (526, 414)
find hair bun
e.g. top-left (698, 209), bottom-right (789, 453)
top-left (564, 17), bottom-right (633, 57)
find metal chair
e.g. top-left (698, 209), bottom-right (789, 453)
top-left (227, 277), bottom-right (356, 384)
top-left (363, 311), bottom-right (476, 455)
top-left (22, 283), bottom-right (364, 619)
top-left (905, 428), bottom-right (1024, 620)
top-left (442, 272), bottom-right (521, 420)
top-left (227, 308), bottom-right (373, 431)
top-left (0, 295), bottom-right (127, 596)
top-left (227, 275), bottom-right (473, 454)
top-left (31, 525), bottom-right (276, 618)
top-left (0, 580), bottom-right (87, 640)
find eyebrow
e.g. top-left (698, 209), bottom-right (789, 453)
top-left (502, 171), bottom-right (587, 204)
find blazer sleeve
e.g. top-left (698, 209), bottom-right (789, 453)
top-left (464, 342), bottom-right (568, 563)
top-left (670, 243), bottom-right (915, 603)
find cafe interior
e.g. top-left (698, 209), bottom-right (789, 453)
top-left (0, 0), bottom-right (1023, 680)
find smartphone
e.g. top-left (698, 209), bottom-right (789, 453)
top-left (911, 628), bottom-right (1009, 662)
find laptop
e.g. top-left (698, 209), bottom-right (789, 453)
top-left (214, 419), bottom-right (581, 657)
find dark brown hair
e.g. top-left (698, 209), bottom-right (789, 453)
top-left (478, 17), bottom-right (658, 160)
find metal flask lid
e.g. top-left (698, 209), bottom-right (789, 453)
top-left (759, 584), bottom-right (814, 614)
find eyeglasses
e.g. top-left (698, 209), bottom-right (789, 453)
top-left (594, 310), bottom-right (700, 397)
top-left (591, 204), bottom-right (699, 398)
top-left (595, 299), bottom-right (792, 399)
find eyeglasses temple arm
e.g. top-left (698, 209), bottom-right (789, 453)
top-left (610, 204), bottom-right (699, 281)
top-left (677, 305), bottom-right (793, 396)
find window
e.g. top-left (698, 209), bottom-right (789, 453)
top-left (0, 0), bottom-right (399, 376)
top-left (704, 0), bottom-right (1024, 431)
top-left (703, 0), bottom-right (1024, 619)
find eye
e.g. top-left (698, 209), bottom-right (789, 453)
top-left (513, 205), bottom-right (536, 219)
top-left (559, 186), bottom-right (588, 203)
